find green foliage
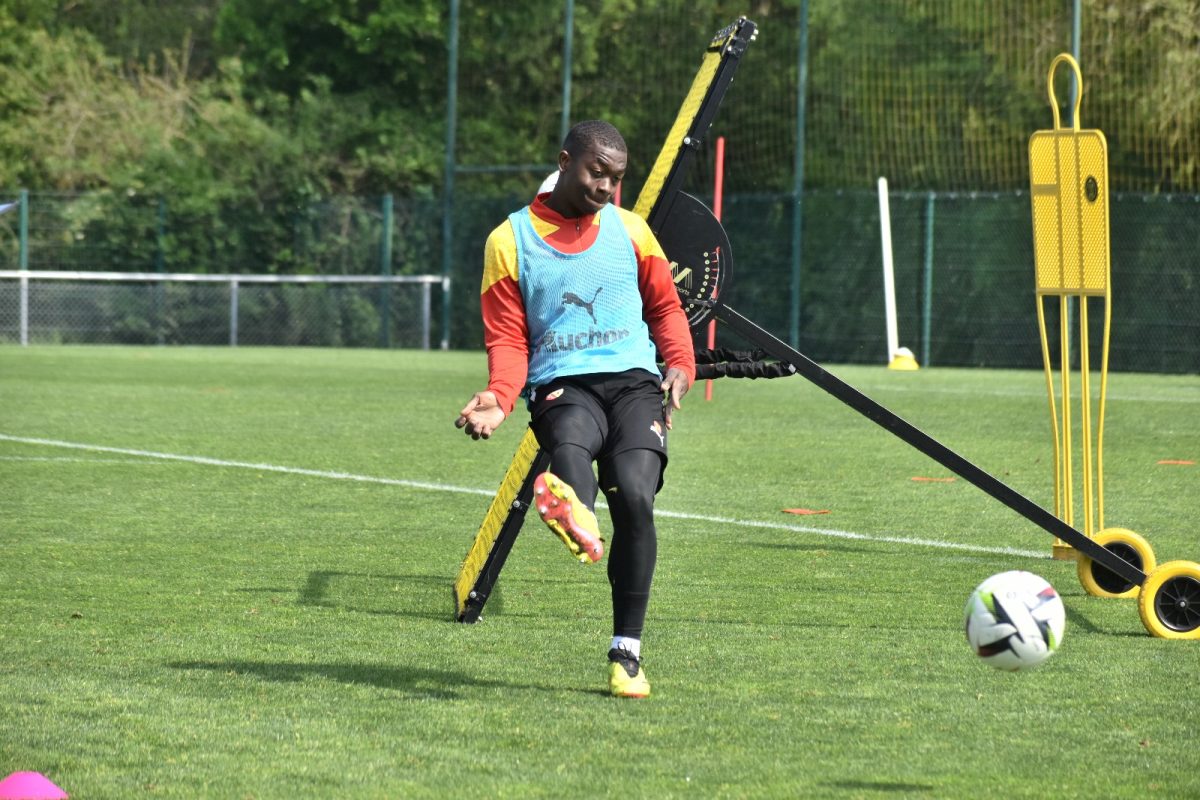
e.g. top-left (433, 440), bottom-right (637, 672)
top-left (805, 0), bottom-right (1048, 189)
top-left (0, 3), bottom-right (439, 206)
top-left (0, 23), bottom-right (134, 189)
top-left (0, 8), bottom-right (445, 273)
top-left (214, 0), bottom-right (444, 100)
top-left (6, 1), bottom-right (1200, 199)
top-left (1084, 0), bottom-right (1200, 190)
top-left (7, 0), bottom-right (222, 69)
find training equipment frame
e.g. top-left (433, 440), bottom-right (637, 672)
top-left (453, 18), bottom-right (756, 623)
top-left (453, 19), bottom-right (1200, 639)
top-left (1027, 54), bottom-right (1161, 601)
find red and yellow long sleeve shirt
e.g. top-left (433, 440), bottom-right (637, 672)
top-left (480, 194), bottom-right (697, 414)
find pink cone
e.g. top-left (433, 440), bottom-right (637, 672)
top-left (0, 772), bottom-right (68, 800)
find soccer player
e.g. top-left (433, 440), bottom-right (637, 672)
top-left (455, 120), bottom-right (696, 698)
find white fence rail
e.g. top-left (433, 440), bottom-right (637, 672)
top-left (0, 270), bottom-right (449, 349)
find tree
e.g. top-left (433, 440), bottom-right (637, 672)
top-left (214, 0), bottom-right (444, 103)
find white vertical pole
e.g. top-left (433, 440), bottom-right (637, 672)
top-left (878, 176), bottom-right (899, 362)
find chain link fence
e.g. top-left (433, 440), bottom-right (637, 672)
top-left (2, 188), bottom-right (1198, 372)
top-left (0, 271), bottom-right (445, 349)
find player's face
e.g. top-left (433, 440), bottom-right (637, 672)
top-left (554, 144), bottom-right (626, 216)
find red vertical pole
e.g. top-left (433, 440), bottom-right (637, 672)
top-left (614, 183), bottom-right (621, 208)
top-left (706, 136), bottom-right (725, 401)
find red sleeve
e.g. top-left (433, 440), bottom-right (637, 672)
top-left (636, 245), bottom-right (696, 386)
top-left (481, 275), bottom-right (528, 414)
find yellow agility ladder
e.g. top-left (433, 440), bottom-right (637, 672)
top-left (1028, 53), bottom-right (1111, 560)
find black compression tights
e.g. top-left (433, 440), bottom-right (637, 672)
top-left (533, 407), bottom-right (662, 640)
top-left (599, 448), bottom-right (660, 640)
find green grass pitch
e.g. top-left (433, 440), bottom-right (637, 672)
top-left (2, 345), bottom-right (1198, 798)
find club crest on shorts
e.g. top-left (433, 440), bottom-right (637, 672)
top-left (546, 388), bottom-right (564, 401)
top-left (649, 420), bottom-right (665, 446)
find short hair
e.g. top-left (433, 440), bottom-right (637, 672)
top-left (562, 120), bottom-right (627, 156)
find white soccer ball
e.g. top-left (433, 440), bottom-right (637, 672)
top-left (964, 570), bottom-right (1065, 671)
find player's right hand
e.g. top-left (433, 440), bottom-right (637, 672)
top-left (660, 367), bottom-right (690, 430)
top-left (455, 390), bottom-right (506, 440)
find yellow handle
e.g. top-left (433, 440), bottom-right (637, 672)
top-left (1047, 53), bottom-right (1083, 131)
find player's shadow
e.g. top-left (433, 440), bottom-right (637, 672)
top-left (296, 570), bottom-right (451, 621)
top-left (167, 660), bottom-right (524, 699)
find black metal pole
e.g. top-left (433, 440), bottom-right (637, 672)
top-left (713, 302), bottom-right (1145, 587)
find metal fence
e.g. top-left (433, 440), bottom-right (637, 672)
top-left (0, 271), bottom-right (446, 349)
top-left (2, 187), bottom-right (1199, 373)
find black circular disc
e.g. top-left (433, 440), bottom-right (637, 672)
top-left (654, 191), bottom-right (732, 329)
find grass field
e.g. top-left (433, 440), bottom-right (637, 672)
top-left (2, 345), bottom-right (1198, 798)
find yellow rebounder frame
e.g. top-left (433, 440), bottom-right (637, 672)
top-left (452, 19), bottom-right (757, 622)
top-left (1029, 54), bottom-right (1112, 562)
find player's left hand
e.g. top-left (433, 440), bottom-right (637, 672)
top-left (660, 367), bottom-right (690, 430)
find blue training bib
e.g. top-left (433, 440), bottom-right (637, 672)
top-left (511, 206), bottom-right (659, 388)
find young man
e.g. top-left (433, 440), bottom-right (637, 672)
top-left (455, 120), bottom-right (696, 698)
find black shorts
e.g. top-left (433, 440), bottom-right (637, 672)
top-left (528, 369), bottom-right (668, 465)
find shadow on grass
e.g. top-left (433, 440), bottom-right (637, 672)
top-left (167, 659), bottom-right (544, 699)
top-left (821, 780), bottom-right (934, 794)
top-left (1063, 604), bottom-right (1151, 638)
top-left (1064, 603), bottom-right (1106, 635)
top-left (297, 569), bottom-right (610, 623)
top-left (296, 570), bottom-right (454, 621)
top-left (299, 570), bottom-right (443, 605)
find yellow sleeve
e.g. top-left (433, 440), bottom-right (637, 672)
top-left (614, 206), bottom-right (668, 261)
top-left (482, 220), bottom-right (518, 295)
